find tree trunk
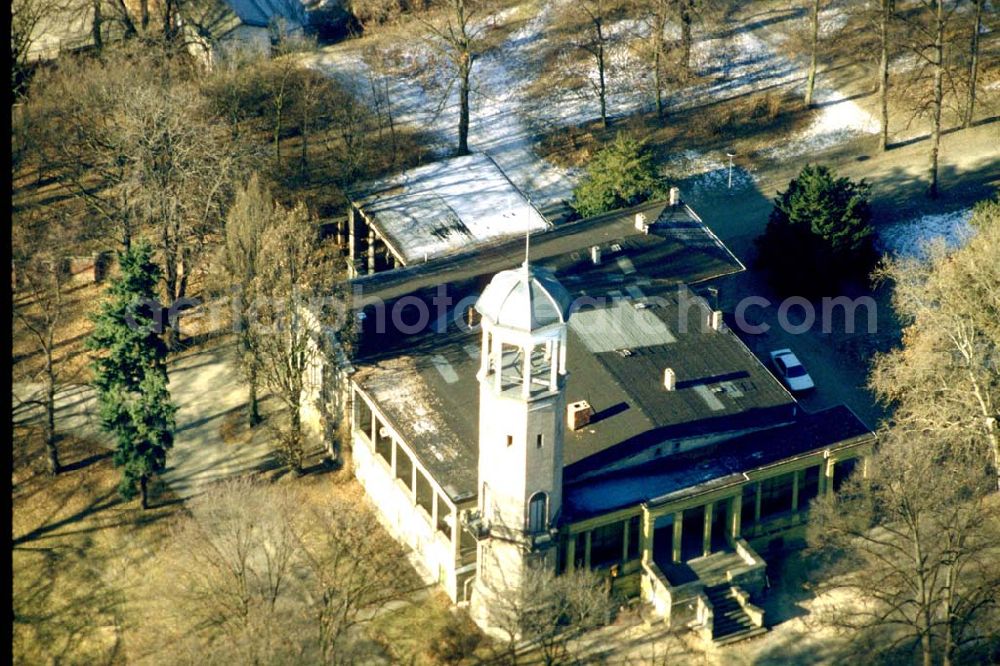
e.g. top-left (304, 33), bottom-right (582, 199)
top-left (964, 0), bottom-right (982, 129)
top-left (805, 0), bottom-right (820, 107)
top-left (91, 0), bottom-right (103, 51)
top-left (248, 360), bottom-right (261, 427)
top-left (596, 21), bottom-right (607, 128)
top-left (878, 0), bottom-right (892, 151)
top-left (140, 0), bottom-right (149, 31)
top-left (653, 3), bottom-right (666, 121)
top-left (458, 52), bottom-right (471, 156)
top-left (927, 0), bottom-right (944, 198)
top-left (140, 474), bottom-right (149, 509)
top-left (44, 359), bottom-right (60, 475)
top-left (679, 0), bottom-right (693, 80)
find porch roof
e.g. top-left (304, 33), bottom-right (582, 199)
top-left (561, 405), bottom-right (874, 522)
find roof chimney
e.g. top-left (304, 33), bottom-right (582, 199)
top-left (590, 245), bottom-right (602, 265)
top-left (567, 401), bottom-right (594, 431)
top-left (669, 187), bottom-right (680, 207)
top-left (634, 212), bottom-right (648, 233)
top-left (710, 310), bottom-right (724, 331)
top-left (663, 368), bottom-right (676, 391)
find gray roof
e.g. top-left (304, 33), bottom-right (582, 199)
top-left (351, 200), bottom-right (805, 502)
top-left (476, 263), bottom-right (573, 331)
top-left (562, 405), bottom-right (875, 521)
top-left (352, 154), bottom-right (551, 266)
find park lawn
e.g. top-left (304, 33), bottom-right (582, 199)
top-left (12, 426), bottom-right (180, 665)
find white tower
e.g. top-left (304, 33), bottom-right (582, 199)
top-left (469, 260), bottom-right (572, 630)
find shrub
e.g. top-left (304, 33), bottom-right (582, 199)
top-left (571, 132), bottom-right (664, 218)
top-left (756, 164), bottom-right (877, 295)
top-left (426, 611), bottom-right (481, 664)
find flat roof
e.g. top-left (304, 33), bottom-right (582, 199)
top-left (562, 405), bottom-right (875, 522)
top-left (353, 153), bottom-right (551, 266)
top-left (351, 201), bottom-right (800, 502)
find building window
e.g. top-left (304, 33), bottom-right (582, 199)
top-left (436, 494), bottom-right (453, 541)
top-left (416, 469), bottom-right (433, 517)
top-left (395, 443), bottom-right (414, 493)
top-left (833, 458), bottom-right (859, 492)
top-left (528, 492), bottom-right (547, 533)
top-left (799, 465), bottom-right (821, 510)
top-left (590, 521), bottom-right (626, 569)
top-left (627, 515), bottom-right (641, 561)
top-left (373, 417), bottom-right (392, 465)
top-left (355, 395), bottom-right (373, 438)
top-left (759, 471), bottom-right (795, 520)
top-left (536, 434), bottom-right (543, 449)
top-left (506, 435), bottom-right (514, 447)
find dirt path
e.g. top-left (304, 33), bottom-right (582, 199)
top-left (12, 338), bottom-right (276, 501)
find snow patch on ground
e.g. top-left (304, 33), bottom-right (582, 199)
top-left (878, 208), bottom-right (974, 259)
top-left (765, 89), bottom-right (879, 160)
top-left (664, 149), bottom-right (757, 197)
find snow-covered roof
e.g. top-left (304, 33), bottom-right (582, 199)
top-left (353, 153), bottom-right (551, 266)
top-left (476, 263), bottom-right (572, 331)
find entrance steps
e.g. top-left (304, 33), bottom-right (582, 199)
top-left (703, 584), bottom-right (767, 645)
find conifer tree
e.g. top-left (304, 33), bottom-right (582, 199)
top-left (571, 133), bottom-right (663, 218)
top-left (87, 241), bottom-right (175, 509)
top-left (756, 164), bottom-right (876, 296)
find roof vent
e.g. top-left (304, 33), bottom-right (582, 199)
top-left (634, 212), bottom-right (648, 233)
top-left (710, 310), bottom-right (724, 331)
top-left (669, 187), bottom-right (681, 207)
top-left (590, 245), bottom-right (601, 265)
top-left (617, 348), bottom-right (633, 358)
top-left (567, 401), bottom-right (594, 431)
top-left (664, 368), bottom-right (676, 391)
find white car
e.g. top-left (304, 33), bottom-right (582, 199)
top-left (769, 349), bottom-right (815, 393)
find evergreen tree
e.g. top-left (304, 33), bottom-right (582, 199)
top-left (87, 241), bottom-right (175, 509)
top-left (571, 133), bottom-right (663, 218)
top-left (756, 164), bottom-right (876, 295)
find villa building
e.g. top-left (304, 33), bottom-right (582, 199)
top-left (325, 162), bottom-right (875, 644)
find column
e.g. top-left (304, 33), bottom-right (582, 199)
top-left (672, 512), bottom-right (683, 563)
top-left (390, 436), bottom-right (397, 475)
top-left (348, 207), bottom-right (357, 279)
top-left (566, 535), bottom-right (576, 572)
top-left (823, 458), bottom-right (836, 495)
top-left (522, 344), bottom-right (532, 399)
top-left (622, 519), bottom-right (630, 563)
top-left (730, 494), bottom-right (742, 543)
top-left (367, 228), bottom-right (376, 274)
top-left (791, 470), bottom-right (800, 513)
top-left (754, 482), bottom-right (762, 523)
top-left (702, 504), bottom-right (713, 557)
top-left (641, 509), bottom-right (653, 565)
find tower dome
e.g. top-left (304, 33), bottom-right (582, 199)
top-left (476, 263), bottom-right (573, 331)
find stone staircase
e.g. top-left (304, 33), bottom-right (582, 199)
top-left (704, 583), bottom-right (767, 645)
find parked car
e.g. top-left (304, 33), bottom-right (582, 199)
top-left (769, 349), bottom-right (815, 393)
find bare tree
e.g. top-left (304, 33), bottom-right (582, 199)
top-left (147, 479), bottom-right (413, 662)
top-left (804, 0), bottom-right (822, 107)
top-left (809, 432), bottom-right (1000, 665)
top-left (478, 549), bottom-right (614, 665)
top-left (870, 197), bottom-right (1000, 491)
top-left (220, 174), bottom-right (274, 427)
top-left (962, 0), bottom-right (984, 128)
top-left (10, 0), bottom-right (61, 102)
top-left (11, 210), bottom-right (78, 475)
top-left (875, 0), bottom-right (896, 150)
top-left (250, 202), bottom-right (347, 472)
top-left (155, 479), bottom-right (304, 662)
top-left (898, 0), bottom-right (963, 198)
top-left (26, 49), bottom-right (246, 344)
top-left (296, 487), bottom-right (414, 664)
top-left (551, 0), bottom-right (629, 129)
top-left (418, 0), bottom-right (501, 155)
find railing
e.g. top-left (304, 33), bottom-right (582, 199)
top-left (640, 560), bottom-right (673, 618)
top-left (734, 538), bottom-right (762, 567)
top-left (696, 591), bottom-right (715, 644)
top-left (731, 585), bottom-right (765, 628)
